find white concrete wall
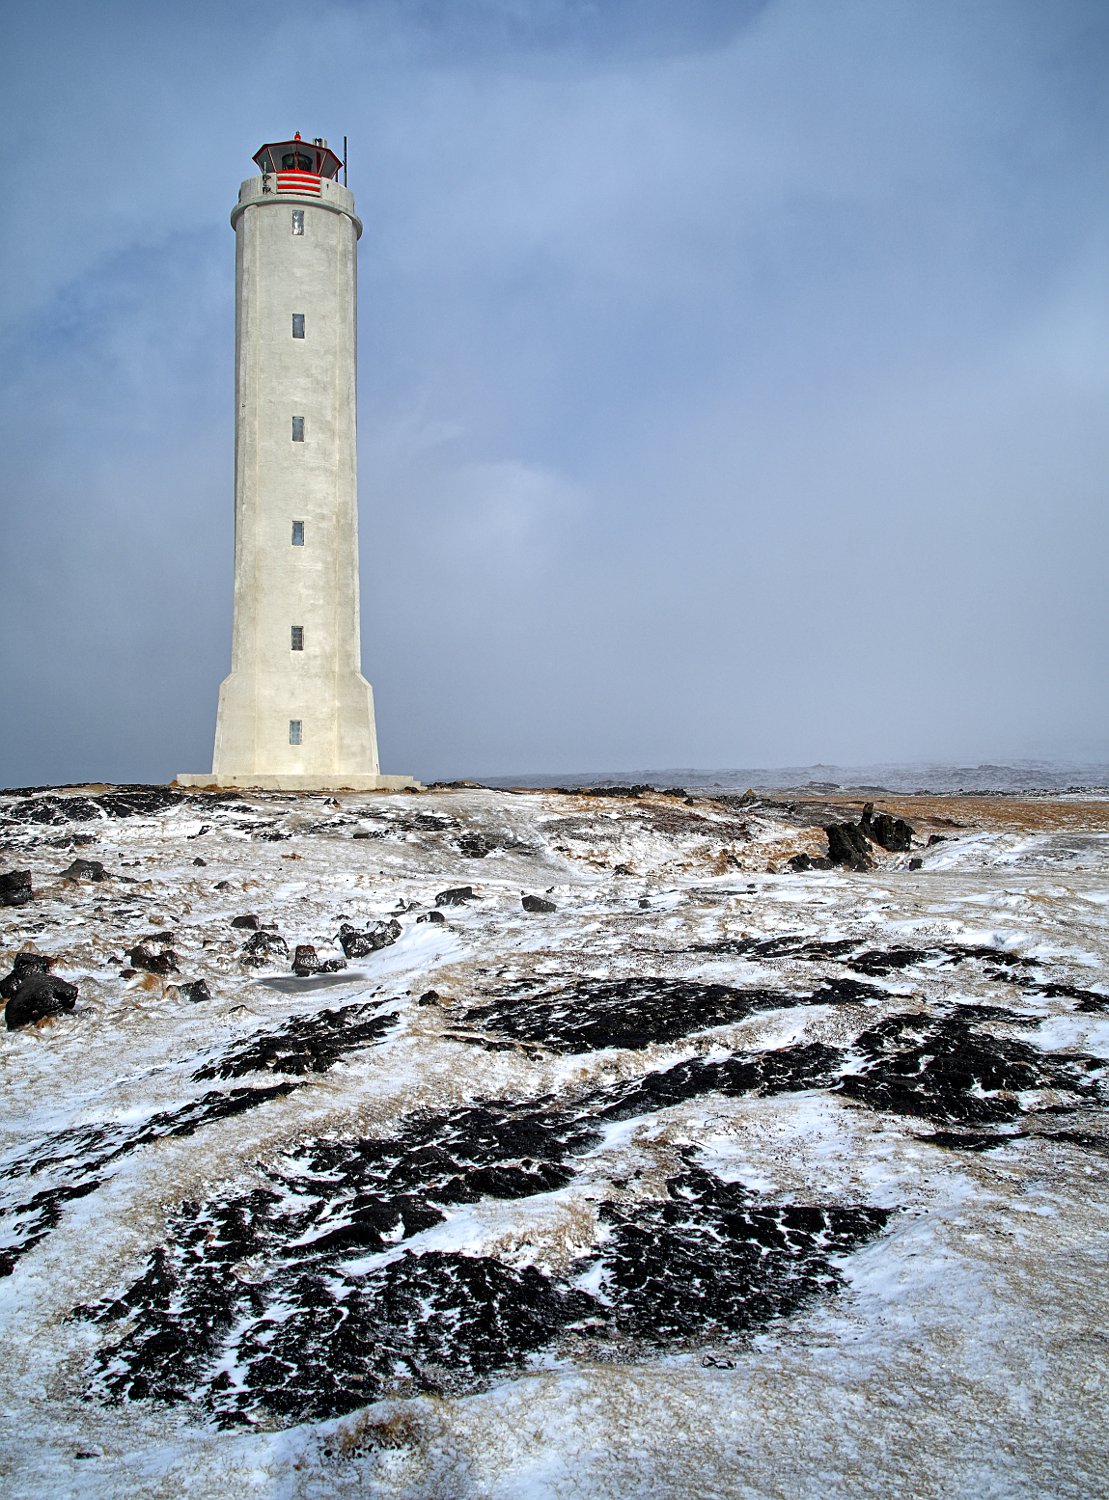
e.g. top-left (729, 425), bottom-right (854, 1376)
top-left (211, 174), bottom-right (383, 781)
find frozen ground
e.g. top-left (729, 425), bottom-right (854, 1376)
top-left (0, 782), bottom-right (1107, 1499)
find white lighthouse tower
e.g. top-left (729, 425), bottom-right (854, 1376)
top-left (180, 134), bottom-right (415, 792)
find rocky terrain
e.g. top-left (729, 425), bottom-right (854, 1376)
top-left (1, 781), bottom-right (1107, 1498)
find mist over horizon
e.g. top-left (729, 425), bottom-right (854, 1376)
top-left (2, 0), bottom-right (1107, 790)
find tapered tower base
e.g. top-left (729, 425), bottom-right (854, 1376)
top-left (175, 773), bottom-right (420, 791)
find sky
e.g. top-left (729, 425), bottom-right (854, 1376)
top-left (2, 0), bottom-right (1107, 787)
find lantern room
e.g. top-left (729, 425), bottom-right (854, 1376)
top-left (253, 133), bottom-right (343, 180)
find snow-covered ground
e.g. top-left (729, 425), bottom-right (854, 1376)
top-left (1, 783), bottom-right (1106, 1498)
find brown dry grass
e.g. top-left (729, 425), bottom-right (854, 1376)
top-left (783, 793), bottom-right (1109, 834)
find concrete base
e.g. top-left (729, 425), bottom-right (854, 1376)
top-left (175, 773), bottom-right (420, 792)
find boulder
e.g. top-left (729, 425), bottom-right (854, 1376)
top-left (5, 972), bottom-right (78, 1029)
top-left (336, 921), bottom-right (401, 959)
top-left (788, 853), bottom-right (814, 872)
top-left (129, 942), bottom-right (180, 976)
top-left (521, 894), bottom-right (557, 914)
top-left (825, 822), bottom-right (874, 871)
top-left (418, 990), bottom-right (441, 1006)
top-left (416, 910), bottom-right (446, 925)
top-left (291, 944), bottom-right (348, 976)
top-left (177, 979), bottom-right (212, 1004)
top-left (240, 930), bottom-right (290, 966)
top-left (0, 952), bottom-right (53, 1000)
top-left (435, 886), bottom-right (474, 908)
top-left (293, 944), bottom-right (322, 975)
top-left (231, 914), bottom-right (260, 931)
top-left (908, 857), bottom-right (924, 871)
top-left (60, 858), bottom-right (108, 882)
top-left (0, 870), bottom-right (33, 907)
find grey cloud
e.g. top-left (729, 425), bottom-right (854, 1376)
top-left (2, 0), bottom-right (1107, 785)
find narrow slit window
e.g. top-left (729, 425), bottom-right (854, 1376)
top-left (291, 415), bottom-right (304, 442)
top-left (289, 719), bottom-right (302, 745)
top-left (291, 625), bottom-right (304, 651)
top-left (291, 210), bottom-right (304, 235)
top-left (291, 520), bottom-right (304, 546)
top-left (292, 313), bottom-right (305, 339)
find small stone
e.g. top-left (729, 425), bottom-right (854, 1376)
top-left (416, 910), bottom-right (446, 924)
top-left (908, 857), bottom-right (923, 870)
top-left (418, 990), bottom-right (441, 1006)
top-left (192, 857), bottom-right (207, 867)
top-left (522, 894), bottom-right (557, 914)
top-left (178, 979), bottom-right (212, 1003)
top-left (231, 914), bottom-right (260, 930)
top-left (0, 870), bottom-right (33, 907)
top-left (788, 853), bottom-right (814, 872)
top-left (215, 880), bottom-right (232, 891)
top-left (435, 886), bottom-right (474, 907)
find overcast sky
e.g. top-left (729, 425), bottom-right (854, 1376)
top-left (2, 0), bottom-right (1107, 787)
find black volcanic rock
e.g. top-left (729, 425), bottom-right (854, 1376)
top-left (5, 972), bottom-right (78, 1029)
top-left (435, 886), bottom-right (474, 907)
top-left (61, 858), bottom-right (108, 882)
top-left (825, 822), bottom-right (873, 870)
top-left (336, 921), bottom-right (400, 959)
top-left (0, 870), bottom-right (33, 907)
top-left (860, 802), bottom-right (915, 852)
top-left (521, 894), bottom-right (557, 914)
top-left (239, 931), bottom-right (289, 967)
top-left (128, 942), bottom-right (180, 977)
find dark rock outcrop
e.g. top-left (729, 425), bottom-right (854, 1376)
top-left (457, 833), bottom-right (494, 859)
top-left (824, 822), bottom-right (873, 870)
top-left (860, 802), bottom-right (915, 852)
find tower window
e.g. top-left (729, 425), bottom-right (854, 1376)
top-left (292, 416), bottom-right (304, 442)
top-left (289, 719), bottom-right (302, 745)
top-left (291, 210), bottom-right (304, 235)
top-left (291, 520), bottom-right (304, 546)
top-left (291, 626), bottom-right (304, 651)
top-left (282, 152), bottom-right (313, 171)
top-left (292, 314), bottom-right (305, 339)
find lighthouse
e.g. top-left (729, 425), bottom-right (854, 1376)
top-left (179, 134), bottom-right (416, 791)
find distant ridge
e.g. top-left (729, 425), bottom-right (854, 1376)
top-left (479, 761), bottom-right (1109, 796)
